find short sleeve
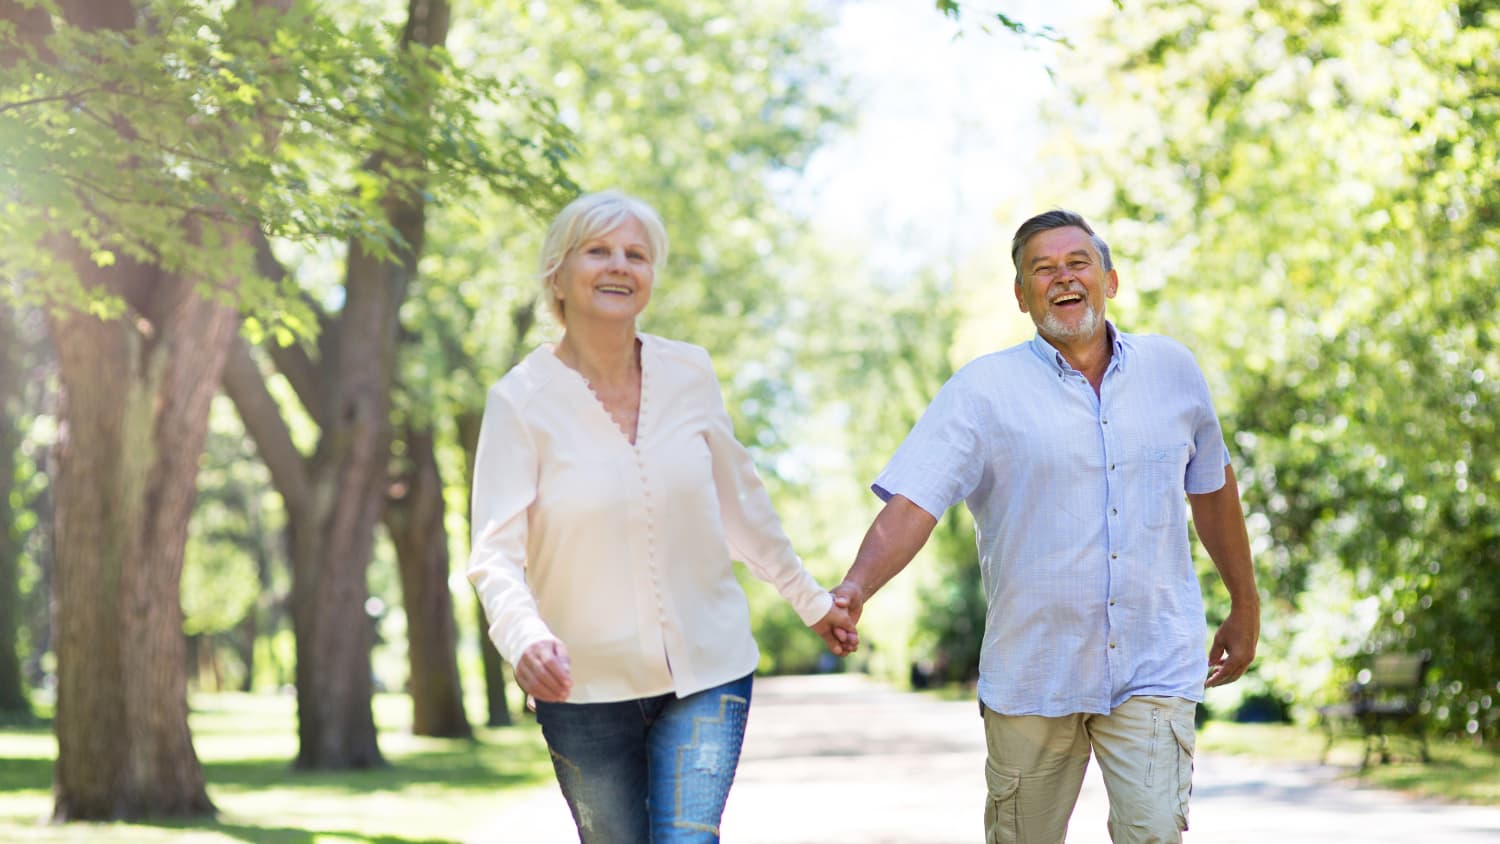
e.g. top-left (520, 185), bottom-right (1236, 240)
top-left (1182, 357), bottom-right (1229, 495)
top-left (872, 373), bottom-right (988, 521)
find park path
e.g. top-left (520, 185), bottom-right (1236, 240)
top-left (467, 674), bottom-right (1500, 843)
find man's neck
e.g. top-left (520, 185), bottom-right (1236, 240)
top-left (1046, 328), bottom-right (1112, 395)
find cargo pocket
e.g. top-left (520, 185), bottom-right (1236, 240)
top-left (983, 760), bottom-right (1022, 844)
top-left (1167, 717), bottom-right (1196, 831)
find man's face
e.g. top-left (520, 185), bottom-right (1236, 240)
top-left (1014, 226), bottom-right (1118, 346)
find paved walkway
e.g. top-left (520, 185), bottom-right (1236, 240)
top-left (468, 674), bottom-right (1500, 843)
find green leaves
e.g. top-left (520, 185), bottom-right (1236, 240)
top-left (1062, 0), bottom-right (1500, 741)
top-left (1, 0), bottom-right (571, 337)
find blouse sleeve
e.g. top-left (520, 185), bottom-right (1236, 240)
top-left (700, 357), bottom-right (834, 627)
top-left (465, 384), bottom-right (557, 665)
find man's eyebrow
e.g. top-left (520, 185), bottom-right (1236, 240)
top-left (1029, 249), bottom-right (1092, 267)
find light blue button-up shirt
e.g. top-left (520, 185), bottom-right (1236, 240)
top-left (873, 324), bottom-right (1229, 717)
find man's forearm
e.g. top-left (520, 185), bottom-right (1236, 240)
top-left (841, 494), bottom-right (939, 604)
top-left (1189, 465), bottom-right (1259, 609)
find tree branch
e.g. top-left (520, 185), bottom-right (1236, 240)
top-left (221, 335), bottom-right (311, 514)
top-left (251, 229), bottom-right (332, 429)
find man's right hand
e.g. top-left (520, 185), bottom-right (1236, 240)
top-left (831, 580), bottom-right (867, 628)
top-left (515, 639), bottom-right (572, 703)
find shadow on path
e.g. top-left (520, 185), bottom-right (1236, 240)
top-left (467, 674), bottom-right (1500, 843)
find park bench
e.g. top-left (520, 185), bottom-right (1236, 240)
top-left (1317, 651), bottom-right (1431, 769)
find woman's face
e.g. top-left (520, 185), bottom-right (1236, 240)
top-left (553, 216), bottom-right (655, 326)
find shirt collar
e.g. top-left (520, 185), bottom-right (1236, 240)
top-left (1028, 321), bottom-right (1127, 375)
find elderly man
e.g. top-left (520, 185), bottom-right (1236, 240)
top-left (835, 210), bottom-right (1259, 843)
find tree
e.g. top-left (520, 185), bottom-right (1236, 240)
top-left (1, 0), bottom-right (561, 812)
top-left (220, 0), bottom-right (571, 764)
top-left (1054, 0), bottom-right (1500, 740)
top-left (2, 0), bottom-right (295, 817)
top-left (383, 423), bottom-right (471, 737)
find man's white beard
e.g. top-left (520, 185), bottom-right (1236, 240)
top-left (1040, 302), bottom-right (1102, 343)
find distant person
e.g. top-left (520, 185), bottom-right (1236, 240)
top-left (833, 209), bottom-right (1259, 843)
top-left (466, 190), bottom-right (856, 843)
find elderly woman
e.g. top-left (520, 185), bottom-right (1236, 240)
top-left (466, 189), bottom-right (856, 843)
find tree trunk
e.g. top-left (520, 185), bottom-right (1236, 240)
top-left (49, 246), bottom-right (233, 819)
top-left (9, 0), bottom-right (246, 820)
top-left (0, 302), bottom-right (28, 714)
top-left (225, 334), bottom-right (386, 767)
top-left (221, 0), bottom-right (453, 770)
top-left (384, 427), bottom-right (471, 737)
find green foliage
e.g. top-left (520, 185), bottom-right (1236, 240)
top-left (1, 0), bottom-right (572, 328)
top-left (910, 507), bottom-right (984, 685)
top-left (1058, 0), bottom-right (1500, 742)
top-left (795, 267), bottom-right (988, 681)
top-left (182, 398), bottom-right (283, 643)
top-left (0, 301), bottom-right (52, 708)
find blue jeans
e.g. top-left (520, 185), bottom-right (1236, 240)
top-left (535, 673), bottom-right (753, 844)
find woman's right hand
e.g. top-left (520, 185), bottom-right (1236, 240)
top-left (516, 639), bottom-right (573, 702)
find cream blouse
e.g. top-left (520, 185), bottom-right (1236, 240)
top-left (465, 333), bottom-right (833, 703)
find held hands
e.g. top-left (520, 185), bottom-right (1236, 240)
top-left (816, 590), bottom-right (864, 656)
top-left (1206, 605), bottom-right (1259, 688)
top-left (516, 639), bottom-right (573, 702)
top-left (830, 580), bottom-right (866, 627)
top-left (811, 591), bottom-right (861, 657)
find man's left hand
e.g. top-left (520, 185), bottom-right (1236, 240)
top-left (1206, 606), bottom-right (1258, 687)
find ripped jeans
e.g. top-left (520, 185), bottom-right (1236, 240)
top-left (535, 673), bottom-right (753, 844)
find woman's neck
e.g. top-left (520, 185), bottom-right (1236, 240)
top-left (555, 323), bottom-right (639, 387)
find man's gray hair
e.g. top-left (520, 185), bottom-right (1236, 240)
top-left (1010, 209), bottom-right (1113, 285)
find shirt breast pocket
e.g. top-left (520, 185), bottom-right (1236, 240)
top-left (1143, 443), bottom-right (1190, 528)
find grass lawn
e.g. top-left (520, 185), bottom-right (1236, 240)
top-left (1197, 719), bottom-right (1500, 806)
top-left (0, 693), bottom-right (555, 843)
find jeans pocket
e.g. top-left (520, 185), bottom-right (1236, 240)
top-left (984, 760), bottom-right (1022, 844)
top-left (1167, 717), bottom-right (1196, 831)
